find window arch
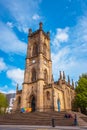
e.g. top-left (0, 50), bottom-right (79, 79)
top-left (43, 43), bottom-right (47, 56)
top-left (32, 43), bottom-right (38, 56)
top-left (31, 68), bottom-right (36, 82)
top-left (18, 96), bottom-right (21, 105)
top-left (29, 95), bottom-right (36, 112)
top-left (44, 69), bottom-right (48, 82)
top-left (46, 91), bottom-right (50, 100)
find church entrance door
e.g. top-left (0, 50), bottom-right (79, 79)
top-left (31, 96), bottom-right (36, 112)
top-left (57, 100), bottom-right (60, 112)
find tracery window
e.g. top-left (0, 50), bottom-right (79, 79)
top-left (31, 68), bottom-right (36, 82)
top-left (43, 43), bottom-right (47, 56)
top-left (32, 43), bottom-right (38, 56)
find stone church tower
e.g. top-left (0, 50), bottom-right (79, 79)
top-left (13, 22), bottom-right (75, 112)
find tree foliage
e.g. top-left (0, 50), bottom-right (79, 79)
top-left (74, 73), bottom-right (87, 114)
top-left (0, 93), bottom-right (8, 114)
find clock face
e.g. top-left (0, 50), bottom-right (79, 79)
top-left (32, 60), bottom-right (35, 63)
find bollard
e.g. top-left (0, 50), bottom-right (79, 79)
top-left (52, 118), bottom-right (55, 127)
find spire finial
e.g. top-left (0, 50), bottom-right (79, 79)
top-left (59, 71), bottom-right (62, 80)
top-left (16, 83), bottom-right (18, 92)
top-left (63, 71), bottom-right (65, 80)
top-left (39, 22), bottom-right (43, 30)
top-left (72, 79), bottom-right (74, 88)
top-left (52, 74), bottom-right (54, 83)
top-left (68, 75), bottom-right (70, 85)
top-left (75, 81), bottom-right (78, 87)
top-left (28, 28), bottom-right (32, 36)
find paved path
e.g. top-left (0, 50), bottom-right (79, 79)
top-left (0, 125), bottom-right (87, 130)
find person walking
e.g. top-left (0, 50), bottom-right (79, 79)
top-left (74, 114), bottom-right (78, 126)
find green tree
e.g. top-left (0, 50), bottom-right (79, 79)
top-left (0, 93), bottom-right (8, 114)
top-left (74, 73), bottom-right (87, 114)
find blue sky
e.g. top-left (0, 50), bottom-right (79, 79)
top-left (0, 0), bottom-right (87, 93)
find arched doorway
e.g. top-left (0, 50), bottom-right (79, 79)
top-left (57, 99), bottom-right (60, 112)
top-left (31, 95), bottom-right (36, 112)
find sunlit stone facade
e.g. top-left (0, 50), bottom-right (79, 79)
top-left (13, 23), bottom-right (75, 112)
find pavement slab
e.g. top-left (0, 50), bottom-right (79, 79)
top-left (0, 125), bottom-right (87, 130)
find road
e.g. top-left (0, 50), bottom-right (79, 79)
top-left (0, 125), bottom-right (87, 130)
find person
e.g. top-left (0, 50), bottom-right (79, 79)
top-left (64, 113), bottom-right (68, 118)
top-left (68, 114), bottom-right (72, 118)
top-left (64, 113), bottom-right (72, 118)
top-left (74, 114), bottom-right (78, 126)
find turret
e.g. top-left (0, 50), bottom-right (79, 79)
top-left (16, 83), bottom-right (18, 93)
top-left (58, 71), bottom-right (62, 86)
top-left (28, 28), bottom-right (32, 36)
top-left (47, 31), bottom-right (50, 38)
top-left (51, 74), bottom-right (54, 84)
top-left (63, 71), bottom-right (65, 80)
top-left (39, 22), bottom-right (43, 30)
top-left (68, 75), bottom-right (70, 85)
top-left (72, 79), bottom-right (74, 89)
top-left (59, 71), bottom-right (62, 80)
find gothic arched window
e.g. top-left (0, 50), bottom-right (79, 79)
top-left (46, 91), bottom-right (50, 100)
top-left (44, 69), bottom-right (48, 82)
top-left (43, 43), bottom-right (47, 56)
top-left (32, 43), bottom-right (38, 56)
top-left (31, 68), bottom-right (36, 82)
top-left (18, 96), bottom-right (21, 105)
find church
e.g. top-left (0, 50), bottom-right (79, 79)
top-left (13, 22), bottom-right (75, 112)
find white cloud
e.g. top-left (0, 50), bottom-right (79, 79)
top-left (17, 25), bottom-right (29, 33)
top-left (0, 85), bottom-right (8, 90)
top-left (0, 90), bottom-right (7, 94)
top-left (32, 14), bottom-right (40, 20)
top-left (0, 22), bottom-right (27, 54)
top-left (51, 14), bottom-right (87, 82)
top-left (0, 58), bottom-right (7, 72)
top-left (51, 47), bottom-right (71, 80)
top-left (7, 21), bottom-right (13, 28)
top-left (0, 85), bottom-right (16, 94)
top-left (0, 85), bottom-right (8, 94)
top-left (7, 90), bottom-right (16, 94)
top-left (52, 50), bottom-right (87, 82)
top-left (53, 27), bottom-right (69, 47)
top-left (1, 0), bottom-right (41, 33)
top-left (6, 68), bottom-right (24, 86)
top-left (70, 15), bottom-right (87, 54)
